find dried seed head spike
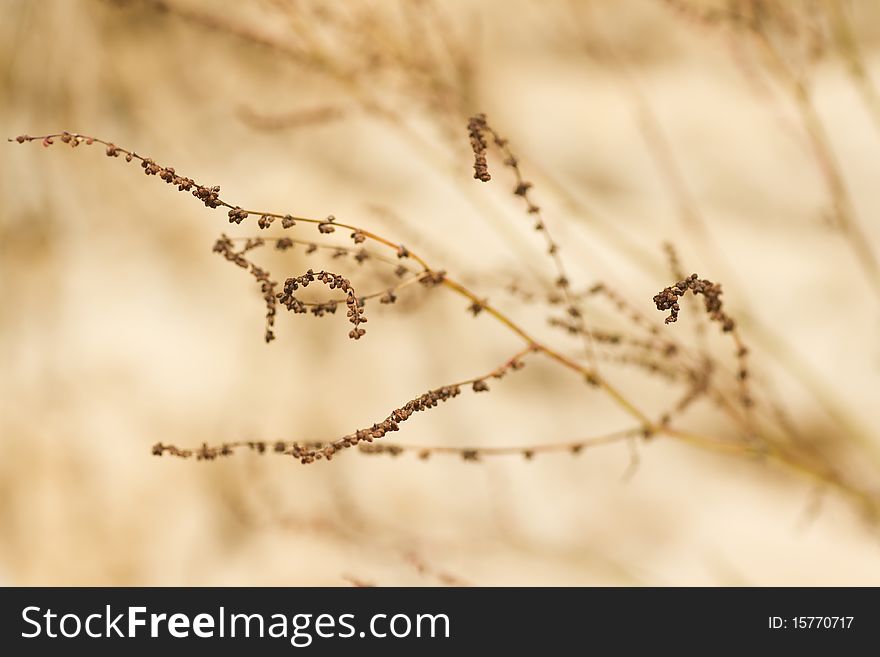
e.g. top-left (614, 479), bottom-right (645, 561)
top-left (154, 347), bottom-right (534, 465)
top-left (277, 269), bottom-right (367, 340)
top-left (653, 273), bottom-right (753, 415)
top-left (467, 113), bottom-right (492, 182)
top-left (653, 273), bottom-right (733, 331)
top-left (465, 114), bottom-right (596, 366)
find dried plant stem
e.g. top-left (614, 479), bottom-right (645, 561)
top-left (666, 426), bottom-right (877, 521)
top-left (468, 114), bottom-right (598, 369)
top-left (359, 427), bottom-right (644, 461)
top-left (12, 132), bottom-right (878, 515)
top-left (146, 0), bottom-right (555, 287)
top-left (824, 0), bottom-right (880, 137)
top-left (0, 136), bottom-right (787, 442)
top-left (522, 113), bottom-right (880, 468)
top-left (653, 274), bottom-right (754, 426)
top-left (238, 105), bottom-right (346, 131)
top-left (222, 237), bottom-right (431, 310)
top-left (404, 552), bottom-right (470, 587)
top-left (138, 1), bottom-right (878, 491)
top-left (142, 0), bottom-right (355, 83)
top-left (575, 2), bottom-right (728, 275)
top-left (383, 114), bottom-right (558, 287)
top-left (228, 236), bottom-right (419, 272)
top-left (154, 345), bottom-right (536, 463)
top-left (656, 0), bottom-right (880, 468)
top-left (750, 27), bottom-right (880, 296)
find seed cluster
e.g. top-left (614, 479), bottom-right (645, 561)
top-left (467, 113), bottom-right (491, 181)
top-left (278, 269), bottom-right (367, 339)
top-left (468, 299), bottom-right (487, 316)
top-left (419, 270), bottom-right (447, 287)
top-left (155, 384), bottom-right (461, 464)
top-left (318, 215), bottom-right (336, 233)
top-left (281, 349), bottom-right (532, 463)
top-left (212, 234), bottom-right (439, 336)
top-left (138, 152), bottom-right (225, 210)
top-left (654, 273), bottom-right (752, 410)
top-left (228, 207), bottom-right (248, 224)
top-left (653, 273), bottom-right (735, 332)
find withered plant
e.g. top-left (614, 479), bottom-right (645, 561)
top-left (10, 115), bottom-right (878, 522)
top-left (7, 1), bottom-right (880, 543)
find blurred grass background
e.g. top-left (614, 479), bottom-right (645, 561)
top-left (1, 0), bottom-right (879, 585)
